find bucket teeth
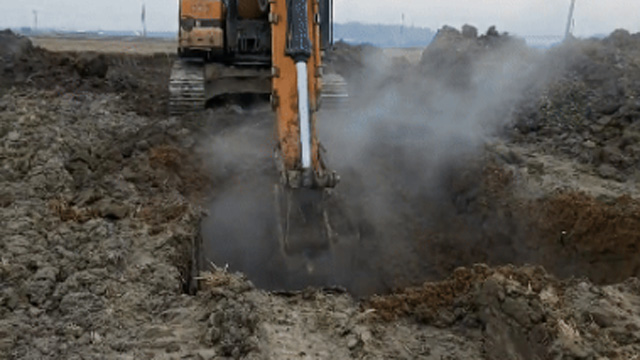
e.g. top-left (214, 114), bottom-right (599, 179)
top-left (169, 61), bottom-right (206, 115)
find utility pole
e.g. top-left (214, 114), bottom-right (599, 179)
top-left (32, 10), bottom-right (38, 32)
top-left (564, 0), bottom-right (577, 39)
top-left (141, 3), bottom-right (147, 38)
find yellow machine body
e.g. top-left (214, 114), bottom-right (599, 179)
top-left (270, 0), bottom-right (323, 173)
top-left (179, 0), bottom-right (226, 52)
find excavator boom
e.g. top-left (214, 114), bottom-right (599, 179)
top-left (270, 0), bottom-right (341, 267)
top-left (270, 0), bottom-right (338, 187)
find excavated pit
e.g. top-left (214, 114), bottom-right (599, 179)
top-left (197, 27), bottom-right (640, 296)
top-left (197, 121), bottom-right (640, 296)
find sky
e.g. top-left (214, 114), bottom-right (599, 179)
top-left (0, 0), bottom-right (638, 37)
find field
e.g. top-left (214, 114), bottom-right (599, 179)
top-left (31, 36), bottom-right (175, 55)
top-left (2, 29), bottom-right (640, 359)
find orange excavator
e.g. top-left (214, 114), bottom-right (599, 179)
top-left (171, 0), bottom-right (348, 272)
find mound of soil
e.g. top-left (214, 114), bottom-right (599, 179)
top-left (0, 29), bottom-right (33, 61)
top-left (0, 89), bottom-right (211, 358)
top-left (514, 30), bottom-right (640, 181)
top-left (369, 265), bottom-right (640, 359)
top-left (419, 25), bottom-right (526, 88)
top-left (0, 29), bottom-right (172, 117)
top-left (324, 41), bottom-right (384, 79)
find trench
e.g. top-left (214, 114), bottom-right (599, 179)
top-left (193, 179), bottom-right (640, 296)
top-left (189, 107), bottom-right (640, 296)
top-left (18, 38), bottom-right (633, 298)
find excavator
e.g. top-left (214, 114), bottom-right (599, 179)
top-left (170, 0), bottom-right (349, 276)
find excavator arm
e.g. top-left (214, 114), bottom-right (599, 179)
top-left (270, 0), bottom-right (342, 268)
top-left (271, 0), bottom-right (338, 189)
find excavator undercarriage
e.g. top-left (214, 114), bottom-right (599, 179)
top-left (169, 61), bottom-right (272, 115)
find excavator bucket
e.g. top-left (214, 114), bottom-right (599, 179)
top-left (274, 185), bottom-right (333, 257)
top-left (273, 182), bottom-right (360, 282)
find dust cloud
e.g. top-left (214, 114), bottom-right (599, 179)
top-left (317, 26), bottom-right (574, 293)
top-left (197, 107), bottom-right (287, 290)
top-left (200, 25), bottom-right (571, 295)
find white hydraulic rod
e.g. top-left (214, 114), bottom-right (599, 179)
top-left (296, 61), bottom-right (312, 170)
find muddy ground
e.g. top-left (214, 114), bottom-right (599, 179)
top-left (2, 28), bottom-right (640, 359)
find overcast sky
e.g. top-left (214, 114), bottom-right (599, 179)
top-left (0, 0), bottom-right (638, 37)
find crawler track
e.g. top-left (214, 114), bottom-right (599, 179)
top-left (169, 60), bottom-right (206, 115)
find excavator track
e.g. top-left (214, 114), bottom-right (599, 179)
top-left (169, 61), bottom-right (206, 116)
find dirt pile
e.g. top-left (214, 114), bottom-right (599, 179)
top-left (0, 30), bottom-right (33, 62)
top-left (0, 29), bottom-right (83, 89)
top-left (0, 29), bottom-right (172, 116)
top-left (419, 25), bottom-right (527, 87)
top-left (514, 29), bottom-right (640, 181)
top-left (199, 272), bottom-right (260, 359)
top-left (0, 88), bottom-right (214, 358)
top-left (369, 265), bottom-right (640, 359)
top-left (324, 41), bottom-right (384, 78)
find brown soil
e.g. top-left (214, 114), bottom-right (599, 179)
top-left (534, 192), bottom-right (640, 255)
top-left (530, 191), bottom-right (640, 283)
